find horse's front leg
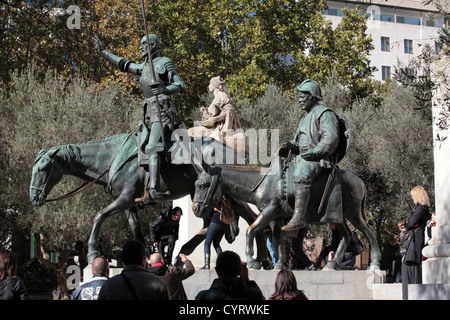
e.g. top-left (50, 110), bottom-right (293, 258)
top-left (125, 207), bottom-right (145, 244)
top-left (87, 197), bottom-right (132, 264)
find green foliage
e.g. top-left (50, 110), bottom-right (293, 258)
top-left (1, 0), bottom-right (375, 114)
top-left (340, 82), bottom-right (434, 244)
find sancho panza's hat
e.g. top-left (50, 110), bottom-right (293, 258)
top-left (296, 79), bottom-right (323, 101)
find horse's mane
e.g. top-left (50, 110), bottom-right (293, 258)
top-left (78, 133), bottom-right (128, 146)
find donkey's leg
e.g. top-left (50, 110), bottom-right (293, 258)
top-left (324, 222), bottom-right (351, 270)
top-left (246, 204), bottom-right (278, 269)
top-left (234, 201), bottom-right (268, 266)
top-left (347, 215), bottom-right (381, 270)
top-left (273, 218), bottom-right (290, 270)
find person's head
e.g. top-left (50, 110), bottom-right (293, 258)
top-left (273, 268), bottom-right (299, 297)
top-left (171, 207), bottom-right (183, 221)
top-left (296, 79), bottom-right (322, 112)
top-left (150, 253), bottom-right (164, 265)
top-left (215, 251), bottom-right (242, 278)
top-left (410, 186), bottom-right (430, 207)
top-left (0, 249), bottom-right (17, 281)
top-left (92, 256), bottom-right (109, 276)
top-left (121, 241), bottom-right (147, 267)
top-left (208, 76), bottom-right (226, 92)
top-left (140, 34), bottom-right (160, 58)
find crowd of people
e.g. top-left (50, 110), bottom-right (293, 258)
top-left (0, 242), bottom-right (308, 301)
top-left (0, 186), bottom-right (436, 301)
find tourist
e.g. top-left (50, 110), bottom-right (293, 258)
top-left (401, 186), bottom-right (431, 300)
top-left (98, 241), bottom-right (169, 300)
top-left (201, 195), bottom-right (233, 270)
top-left (150, 206), bottom-right (182, 265)
top-left (0, 249), bottom-right (28, 300)
top-left (269, 268), bottom-right (308, 300)
top-left (148, 253), bottom-right (194, 300)
top-left (71, 256), bottom-right (109, 300)
top-left (195, 251), bottom-right (265, 300)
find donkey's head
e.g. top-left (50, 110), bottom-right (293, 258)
top-left (192, 161), bottom-right (223, 218)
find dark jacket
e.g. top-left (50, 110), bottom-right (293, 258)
top-left (404, 204), bottom-right (430, 264)
top-left (98, 265), bottom-right (169, 300)
top-left (0, 277), bottom-right (28, 300)
top-left (195, 277), bottom-right (265, 300)
top-left (150, 210), bottom-right (179, 243)
top-left (148, 260), bottom-right (195, 300)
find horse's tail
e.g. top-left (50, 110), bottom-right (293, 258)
top-left (360, 184), bottom-right (367, 222)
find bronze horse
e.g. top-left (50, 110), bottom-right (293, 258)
top-left (192, 159), bottom-right (381, 270)
top-left (29, 131), bottom-right (266, 263)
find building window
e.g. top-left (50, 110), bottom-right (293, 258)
top-left (404, 39), bottom-right (413, 54)
top-left (381, 37), bottom-right (390, 52)
top-left (396, 16), bottom-right (421, 26)
top-left (322, 8), bottom-right (343, 16)
top-left (382, 66), bottom-right (391, 80)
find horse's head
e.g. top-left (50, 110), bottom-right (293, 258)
top-left (192, 162), bottom-right (223, 218)
top-left (30, 148), bottom-right (63, 207)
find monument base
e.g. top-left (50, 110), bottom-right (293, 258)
top-left (183, 269), bottom-right (392, 300)
top-left (84, 268), bottom-right (395, 300)
top-left (408, 283), bottom-right (450, 300)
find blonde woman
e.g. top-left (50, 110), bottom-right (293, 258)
top-left (401, 186), bottom-right (431, 299)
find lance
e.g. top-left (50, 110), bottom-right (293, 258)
top-left (140, 0), bottom-right (169, 163)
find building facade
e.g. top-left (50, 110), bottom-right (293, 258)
top-left (323, 0), bottom-right (444, 81)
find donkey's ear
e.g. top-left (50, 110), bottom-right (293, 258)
top-left (201, 159), bottom-right (216, 175)
top-left (34, 149), bottom-right (47, 164)
top-left (193, 163), bottom-right (202, 175)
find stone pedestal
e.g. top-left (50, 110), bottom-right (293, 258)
top-left (410, 54), bottom-right (450, 300)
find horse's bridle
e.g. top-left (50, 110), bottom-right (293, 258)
top-left (30, 153), bottom-right (109, 203)
top-left (30, 154), bottom-right (63, 200)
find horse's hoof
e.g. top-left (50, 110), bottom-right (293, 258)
top-left (367, 263), bottom-right (380, 271)
top-left (322, 262), bottom-right (336, 271)
top-left (274, 263), bottom-right (283, 270)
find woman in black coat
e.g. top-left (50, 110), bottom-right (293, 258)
top-left (401, 186), bottom-right (431, 300)
top-left (0, 249), bottom-right (28, 300)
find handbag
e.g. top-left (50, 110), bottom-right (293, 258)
top-left (400, 229), bottom-right (414, 250)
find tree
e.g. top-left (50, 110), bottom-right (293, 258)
top-left (1, 1), bottom-right (376, 115)
top-left (337, 82), bottom-right (434, 245)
